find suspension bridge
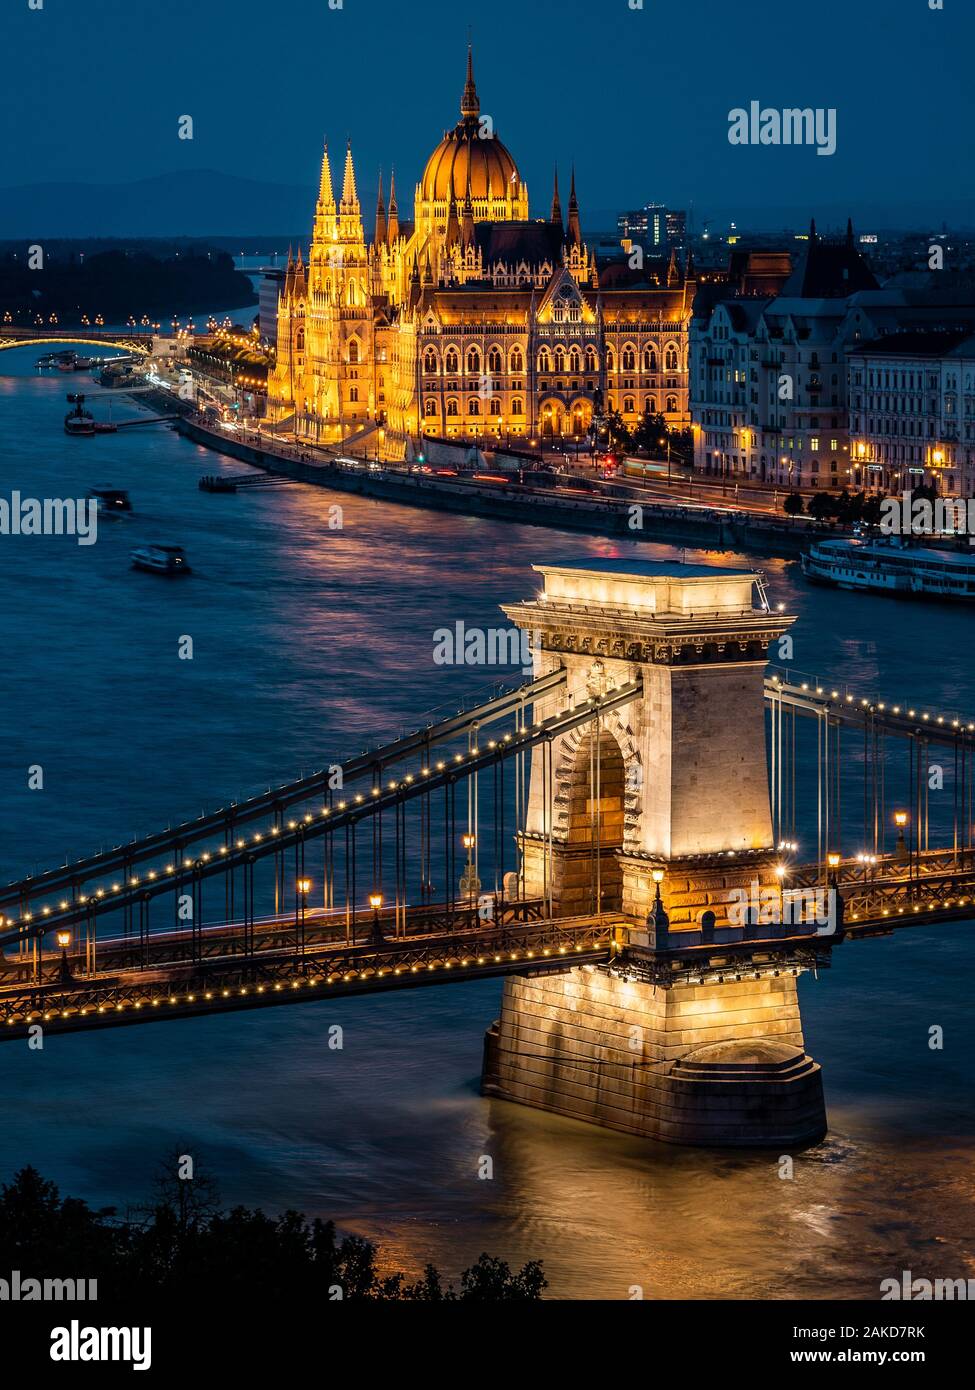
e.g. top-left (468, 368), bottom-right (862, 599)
top-left (2, 559), bottom-right (972, 1147)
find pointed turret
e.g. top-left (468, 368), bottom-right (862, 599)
top-left (375, 170), bottom-right (387, 247)
top-left (446, 196), bottom-right (460, 247)
top-left (341, 140), bottom-right (359, 211)
top-left (317, 141), bottom-right (335, 211)
top-left (846, 216), bottom-right (855, 249)
top-left (461, 167), bottom-right (475, 250)
top-left (550, 167), bottom-right (563, 227)
top-left (567, 166), bottom-right (582, 246)
top-left (387, 169), bottom-right (400, 245)
top-left (667, 247), bottom-right (679, 286)
top-left (423, 249), bottom-right (434, 285)
top-left (809, 217), bottom-right (817, 243)
top-left (461, 43), bottom-right (479, 120)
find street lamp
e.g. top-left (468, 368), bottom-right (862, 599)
top-left (56, 930), bottom-right (73, 984)
top-left (894, 811), bottom-right (909, 861)
top-left (296, 877), bottom-right (312, 953)
top-left (827, 852), bottom-right (841, 888)
top-left (461, 833), bottom-right (478, 910)
top-left (369, 892), bottom-right (384, 946)
top-left (647, 868), bottom-right (668, 947)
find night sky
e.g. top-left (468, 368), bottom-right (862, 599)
top-left (2, 0), bottom-right (973, 229)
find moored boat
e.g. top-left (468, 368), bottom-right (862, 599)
top-left (64, 397), bottom-right (95, 435)
top-left (801, 536), bottom-right (975, 601)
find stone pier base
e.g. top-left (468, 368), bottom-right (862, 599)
top-left (482, 964), bottom-right (826, 1148)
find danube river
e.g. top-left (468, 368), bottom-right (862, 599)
top-left (1, 343), bottom-right (974, 1299)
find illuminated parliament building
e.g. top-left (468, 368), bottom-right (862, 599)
top-left (267, 49), bottom-right (695, 456)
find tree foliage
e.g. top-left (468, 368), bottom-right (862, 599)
top-left (0, 1159), bottom-right (546, 1303)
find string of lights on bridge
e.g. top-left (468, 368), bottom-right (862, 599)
top-left (1, 726), bottom-right (536, 933)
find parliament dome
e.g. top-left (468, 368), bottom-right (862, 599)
top-left (420, 48), bottom-right (521, 204)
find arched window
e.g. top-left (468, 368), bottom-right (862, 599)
top-left (349, 386), bottom-right (359, 402)
top-left (447, 398), bottom-right (459, 417)
top-left (510, 348), bottom-right (524, 374)
top-left (468, 397), bottom-right (481, 416)
top-left (538, 348), bottom-right (552, 373)
top-left (511, 398), bottom-right (524, 415)
top-left (623, 396), bottom-right (635, 414)
top-left (349, 339), bottom-right (360, 365)
top-left (606, 348), bottom-right (616, 374)
top-left (622, 345), bottom-right (636, 372)
top-left (295, 328), bottom-right (304, 353)
top-left (424, 398), bottom-right (438, 417)
top-left (445, 348), bottom-right (459, 375)
top-left (664, 342), bottom-right (680, 371)
top-left (489, 398), bottom-right (501, 416)
top-left (554, 345), bottom-right (566, 373)
top-left (423, 349), bottom-right (438, 375)
top-left (645, 396), bottom-right (657, 413)
top-left (568, 347), bottom-right (581, 373)
top-left (488, 345), bottom-right (503, 374)
top-left (643, 346), bottom-right (657, 373)
top-left (665, 394), bottom-right (678, 413)
top-left (585, 346), bottom-right (598, 372)
top-left (466, 346), bottom-right (481, 375)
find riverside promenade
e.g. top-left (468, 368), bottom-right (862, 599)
top-left (175, 410), bottom-right (811, 557)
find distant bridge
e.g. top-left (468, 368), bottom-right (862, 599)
top-left (0, 327), bottom-right (156, 355)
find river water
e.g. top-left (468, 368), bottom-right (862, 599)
top-left (1, 339), bottom-right (973, 1299)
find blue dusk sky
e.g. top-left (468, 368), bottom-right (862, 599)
top-left (1, 0), bottom-right (973, 232)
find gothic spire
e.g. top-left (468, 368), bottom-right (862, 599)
top-left (550, 166), bottom-right (563, 227)
top-left (387, 168), bottom-right (400, 245)
top-left (460, 42), bottom-right (479, 120)
top-left (462, 166), bottom-right (475, 249)
top-left (341, 140), bottom-right (359, 209)
top-left (446, 195), bottom-right (460, 247)
top-left (567, 165), bottom-right (582, 246)
top-left (317, 141), bottom-right (335, 209)
top-left (375, 169), bottom-right (387, 247)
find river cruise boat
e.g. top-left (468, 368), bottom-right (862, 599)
top-left (801, 536), bottom-right (975, 601)
top-left (131, 544), bottom-right (190, 575)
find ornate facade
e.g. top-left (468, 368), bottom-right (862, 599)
top-left (268, 49), bottom-right (695, 456)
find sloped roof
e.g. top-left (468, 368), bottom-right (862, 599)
top-left (470, 221), bottom-right (565, 265)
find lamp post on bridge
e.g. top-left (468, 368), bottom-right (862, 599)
top-left (56, 930), bottom-right (74, 986)
top-left (460, 833), bottom-right (479, 916)
top-left (894, 810), bottom-right (909, 863)
top-left (369, 892), bottom-right (384, 947)
top-left (296, 877), bottom-right (312, 955)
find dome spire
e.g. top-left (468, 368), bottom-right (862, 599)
top-left (461, 42), bottom-right (479, 120)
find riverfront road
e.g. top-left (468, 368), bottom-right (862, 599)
top-left (176, 414), bottom-right (812, 558)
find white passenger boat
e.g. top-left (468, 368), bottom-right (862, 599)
top-left (801, 536), bottom-right (975, 601)
top-left (131, 544), bottom-right (190, 575)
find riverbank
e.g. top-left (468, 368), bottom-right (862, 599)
top-left (175, 413), bottom-right (813, 558)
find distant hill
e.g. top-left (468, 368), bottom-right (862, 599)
top-left (0, 170), bottom-right (317, 240)
top-left (2, 170), bottom-right (973, 241)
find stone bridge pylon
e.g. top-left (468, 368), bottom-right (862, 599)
top-left (483, 560), bottom-right (829, 1149)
